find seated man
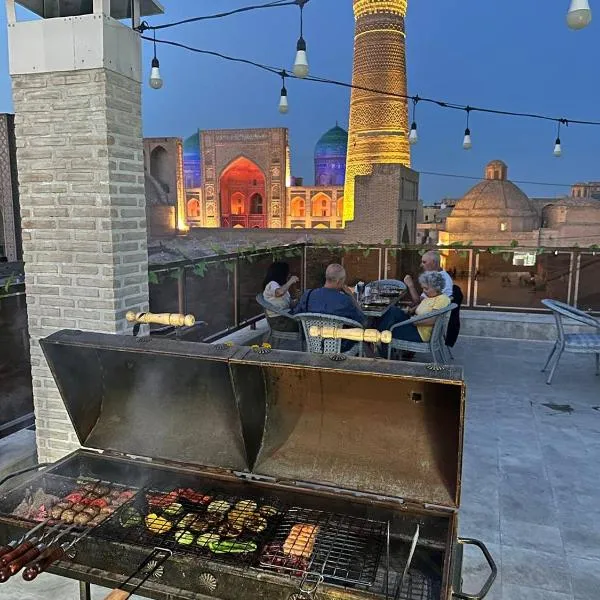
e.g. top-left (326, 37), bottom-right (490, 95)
top-left (294, 263), bottom-right (366, 325)
top-left (378, 271), bottom-right (451, 356)
top-left (405, 250), bottom-right (453, 303)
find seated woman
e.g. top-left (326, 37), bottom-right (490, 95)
top-left (377, 271), bottom-right (450, 352)
top-left (262, 261), bottom-right (300, 332)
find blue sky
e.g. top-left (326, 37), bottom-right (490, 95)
top-left (1, 1), bottom-right (599, 203)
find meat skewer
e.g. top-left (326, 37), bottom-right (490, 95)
top-left (0, 521), bottom-right (60, 568)
top-left (0, 525), bottom-right (74, 582)
top-left (0, 519), bottom-right (50, 562)
top-left (22, 526), bottom-right (93, 581)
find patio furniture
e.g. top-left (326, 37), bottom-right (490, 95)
top-left (255, 293), bottom-right (303, 349)
top-left (295, 313), bottom-right (365, 357)
top-left (386, 303), bottom-right (457, 364)
top-left (541, 299), bottom-right (600, 385)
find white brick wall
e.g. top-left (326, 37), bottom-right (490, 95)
top-left (12, 68), bottom-right (149, 463)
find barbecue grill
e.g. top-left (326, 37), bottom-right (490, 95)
top-left (0, 326), bottom-right (496, 600)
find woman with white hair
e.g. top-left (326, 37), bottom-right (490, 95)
top-left (378, 271), bottom-right (450, 347)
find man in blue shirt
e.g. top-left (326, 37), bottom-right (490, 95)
top-left (294, 263), bottom-right (366, 325)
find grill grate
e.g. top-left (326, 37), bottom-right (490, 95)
top-left (96, 486), bottom-right (285, 566)
top-left (259, 507), bottom-right (386, 588)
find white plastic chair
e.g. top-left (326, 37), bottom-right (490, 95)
top-left (541, 299), bottom-right (600, 384)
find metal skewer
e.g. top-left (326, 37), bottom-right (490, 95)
top-left (0, 519), bottom-right (50, 560)
top-left (394, 524), bottom-right (420, 600)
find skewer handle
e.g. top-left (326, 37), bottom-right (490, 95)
top-left (0, 540), bottom-right (35, 567)
top-left (102, 590), bottom-right (130, 600)
top-left (22, 546), bottom-right (66, 581)
top-left (126, 311), bottom-right (195, 327)
top-left (309, 326), bottom-right (392, 344)
top-left (0, 543), bottom-right (16, 559)
top-left (7, 545), bottom-right (43, 575)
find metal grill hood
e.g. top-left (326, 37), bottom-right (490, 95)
top-left (40, 330), bottom-right (465, 510)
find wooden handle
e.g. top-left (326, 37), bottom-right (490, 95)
top-left (22, 546), bottom-right (65, 581)
top-left (0, 541), bottom-right (34, 567)
top-left (7, 545), bottom-right (42, 575)
top-left (102, 589), bottom-right (130, 600)
top-left (0, 544), bottom-right (16, 559)
top-left (309, 326), bottom-right (392, 344)
top-left (126, 311), bottom-right (195, 327)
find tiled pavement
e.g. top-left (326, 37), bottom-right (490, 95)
top-left (1, 336), bottom-right (599, 599)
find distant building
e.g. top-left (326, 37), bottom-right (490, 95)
top-left (438, 160), bottom-right (600, 248)
top-left (571, 181), bottom-right (600, 199)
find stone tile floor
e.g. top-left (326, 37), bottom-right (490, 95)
top-left (1, 336), bottom-right (599, 599)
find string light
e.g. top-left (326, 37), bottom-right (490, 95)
top-left (279, 71), bottom-right (289, 114)
top-left (149, 30), bottom-right (163, 89)
top-left (293, 0), bottom-right (309, 78)
top-left (567, 0), bottom-right (592, 29)
top-left (554, 121), bottom-right (566, 157)
top-left (463, 108), bottom-right (472, 150)
top-left (409, 96), bottom-right (419, 145)
top-left (141, 34), bottom-right (600, 156)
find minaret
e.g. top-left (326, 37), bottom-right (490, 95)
top-left (344, 0), bottom-right (410, 223)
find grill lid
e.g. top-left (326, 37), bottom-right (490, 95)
top-left (40, 331), bottom-right (252, 473)
top-left (41, 331), bottom-right (464, 510)
top-left (231, 350), bottom-right (465, 510)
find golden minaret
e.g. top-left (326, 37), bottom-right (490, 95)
top-left (344, 0), bottom-right (410, 222)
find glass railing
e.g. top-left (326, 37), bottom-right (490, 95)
top-left (148, 243), bottom-right (599, 342)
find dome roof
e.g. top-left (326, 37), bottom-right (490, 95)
top-left (315, 125), bottom-right (348, 158)
top-left (184, 131), bottom-right (200, 155)
top-left (450, 161), bottom-right (536, 218)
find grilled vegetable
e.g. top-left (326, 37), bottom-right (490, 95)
top-left (145, 513), bottom-right (173, 534)
top-left (208, 540), bottom-right (257, 554)
top-left (207, 500), bottom-right (230, 514)
top-left (245, 515), bottom-right (267, 534)
top-left (227, 509), bottom-right (251, 526)
top-left (189, 518), bottom-right (210, 533)
top-left (118, 507), bottom-right (142, 528)
top-left (235, 500), bottom-right (257, 513)
top-left (215, 523), bottom-right (243, 539)
top-left (174, 530), bottom-right (195, 546)
top-left (258, 505), bottom-right (279, 518)
top-left (196, 533), bottom-right (220, 548)
top-left (90, 498), bottom-right (109, 509)
top-left (163, 503), bottom-right (183, 517)
top-left (176, 513), bottom-right (198, 530)
top-left (205, 513), bottom-right (224, 526)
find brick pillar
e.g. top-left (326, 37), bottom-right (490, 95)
top-left (8, 8), bottom-right (151, 462)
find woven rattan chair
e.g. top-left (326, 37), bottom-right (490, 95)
top-left (295, 313), bottom-right (365, 357)
top-left (386, 303), bottom-right (457, 364)
top-left (541, 299), bottom-right (600, 385)
top-left (255, 293), bottom-right (303, 348)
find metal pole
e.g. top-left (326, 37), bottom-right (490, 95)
top-left (79, 581), bottom-right (91, 600)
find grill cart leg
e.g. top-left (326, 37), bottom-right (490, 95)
top-left (79, 580), bottom-right (91, 600)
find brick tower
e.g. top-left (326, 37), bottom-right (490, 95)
top-left (344, 0), bottom-right (410, 223)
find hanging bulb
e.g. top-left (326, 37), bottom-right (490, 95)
top-left (293, 37), bottom-right (309, 78)
top-left (149, 57), bottom-right (163, 89)
top-left (463, 128), bottom-right (472, 150)
top-left (409, 122), bottom-right (418, 145)
top-left (553, 137), bottom-right (562, 157)
top-left (279, 85), bottom-right (289, 114)
top-left (567, 0), bottom-right (592, 29)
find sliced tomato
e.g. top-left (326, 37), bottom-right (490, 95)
top-left (90, 498), bottom-right (109, 509)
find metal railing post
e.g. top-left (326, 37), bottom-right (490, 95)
top-left (177, 268), bottom-right (186, 316)
top-left (234, 257), bottom-right (240, 327)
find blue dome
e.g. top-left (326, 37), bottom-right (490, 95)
top-left (184, 131), bottom-right (200, 155)
top-left (315, 125), bottom-right (348, 159)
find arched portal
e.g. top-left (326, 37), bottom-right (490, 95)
top-left (150, 146), bottom-right (171, 193)
top-left (291, 197), bottom-right (305, 217)
top-left (311, 192), bottom-right (332, 218)
top-left (187, 198), bottom-right (201, 219)
top-left (219, 157), bottom-right (266, 228)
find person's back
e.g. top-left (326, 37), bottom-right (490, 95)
top-left (294, 263), bottom-right (365, 325)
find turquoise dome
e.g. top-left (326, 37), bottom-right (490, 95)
top-left (184, 131), bottom-right (200, 155)
top-left (315, 125), bottom-right (348, 158)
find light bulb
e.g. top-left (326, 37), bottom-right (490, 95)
top-left (567, 0), bottom-right (592, 29)
top-left (463, 128), bottom-right (472, 150)
top-left (279, 87), bottom-right (289, 114)
top-left (149, 57), bottom-right (163, 90)
top-left (409, 122), bottom-right (418, 145)
top-left (553, 138), bottom-right (562, 157)
top-left (293, 37), bottom-right (309, 78)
